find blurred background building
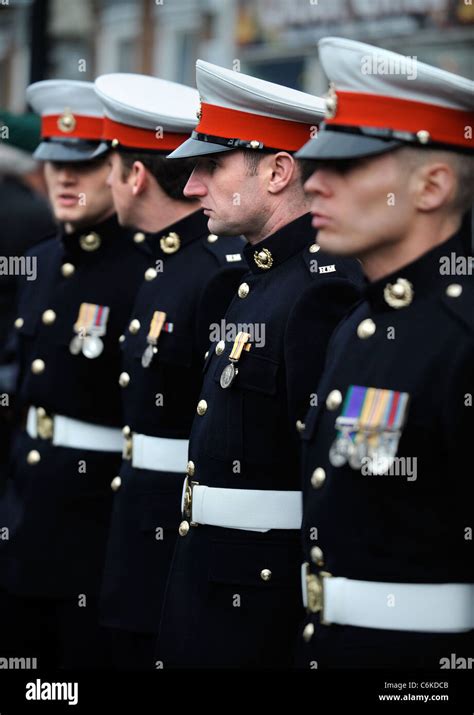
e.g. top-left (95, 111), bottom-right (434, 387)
top-left (0, 0), bottom-right (473, 111)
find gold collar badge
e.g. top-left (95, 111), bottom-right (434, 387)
top-left (254, 247), bottom-right (273, 270)
top-left (160, 232), bottom-right (181, 255)
top-left (384, 278), bottom-right (414, 309)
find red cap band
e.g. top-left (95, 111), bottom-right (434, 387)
top-left (42, 114), bottom-right (103, 140)
top-left (326, 91), bottom-right (473, 149)
top-left (103, 117), bottom-right (188, 151)
top-left (197, 102), bottom-right (314, 151)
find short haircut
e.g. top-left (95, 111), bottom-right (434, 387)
top-left (118, 150), bottom-right (196, 201)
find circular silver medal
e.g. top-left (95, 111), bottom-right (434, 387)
top-left (220, 362), bottom-right (238, 389)
top-left (329, 432), bottom-right (354, 467)
top-left (82, 335), bottom-right (104, 359)
top-left (141, 344), bottom-right (155, 368)
top-left (69, 335), bottom-right (82, 355)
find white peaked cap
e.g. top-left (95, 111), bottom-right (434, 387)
top-left (168, 59), bottom-right (326, 159)
top-left (297, 37), bottom-right (474, 161)
top-left (26, 79), bottom-right (106, 162)
top-left (94, 73), bottom-right (199, 151)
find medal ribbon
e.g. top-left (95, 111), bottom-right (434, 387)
top-left (229, 331), bottom-right (251, 362)
top-left (147, 311), bottom-right (167, 344)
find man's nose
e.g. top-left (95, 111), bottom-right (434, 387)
top-left (183, 167), bottom-right (207, 199)
top-left (304, 167), bottom-right (332, 197)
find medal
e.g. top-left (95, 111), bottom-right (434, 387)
top-left (219, 331), bottom-right (251, 389)
top-left (69, 335), bottom-right (82, 355)
top-left (220, 362), bottom-right (238, 389)
top-left (141, 311), bottom-right (172, 368)
top-left (141, 343), bottom-right (158, 368)
top-left (329, 385), bottom-right (410, 472)
top-left (71, 303), bottom-right (110, 359)
top-left (82, 335), bottom-right (104, 359)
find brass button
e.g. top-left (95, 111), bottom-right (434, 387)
top-left (416, 129), bottom-right (431, 144)
top-left (311, 467), bottom-right (326, 489)
top-left (79, 232), bottom-right (101, 252)
top-left (31, 359), bottom-right (45, 375)
top-left (357, 318), bottom-right (376, 339)
top-left (160, 232), bottom-right (181, 255)
top-left (254, 248), bottom-right (273, 270)
top-left (446, 283), bottom-right (462, 298)
top-left (309, 243), bottom-right (320, 254)
top-left (186, 460), bottom-right (195, 477)
top-left (14, 317), bottom-right (24, 329)
top-left (122, 425), bottom-right (131, 437)
top-left (61, 262), bottom-right (75, 277)
top-left (296, 420), bottom-right (305, 433)
top-left (42, 309), bottom-right (56, 325)
top-left (26, 449), bottom-right (41, 465)
top-left (260, 569), bottom-right (272, 582)
top-left (249, 139), bottom-right (260, 149)
top-left (326, 389), bottom-right (342, 411)
top-left (129, 319), bottom-right (140, 334)
top-left (310, 546), bottom-right (324, 566)
top-left (36, 407), bottom-right (53, 440)
top-left (238, 282), bottom-right (250, 299)
top-left (144, 267), bottom-right (157, 281)
top-left (119, 371), bottom-right (130, 387)
top-left (207, 234), bottom-right (218, 243)
top-left (196, 399), bottom-right (207, 416)
top-left (215, 340), bottom-right (225, 355)
top-left (111, 138), bottom-right (120, 148)
top-left (302, 622), bottom-right (314, 643)
top-left (111, 476), bottom-right (121, 492)
top-left (179, 520), bottom-right (190, 536)
top-left (119, 334), bottom-right (125, 343)
top-left (204, 350), bottom-right (209, 360)
top-left (133, 231), bottom-right (146, 244)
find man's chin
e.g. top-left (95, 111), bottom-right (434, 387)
top-left (316, 228), bottom-right (356, 257)
top-left (206, 217), bottom-right (240, 237)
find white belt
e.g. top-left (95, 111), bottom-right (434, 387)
top-left (181, 481), bottom-right (302, 532)
top-left (131, 433), bottom-right (189, 473)
top-left (27, 406), bottom-right (123, 452)
top-left (301, 564), bottom-right (474, 633)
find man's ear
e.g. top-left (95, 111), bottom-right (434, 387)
top-left (131, 161), bottom-right (148, 196)
top-left (266, 152), bottom-right (297, 194)
top-left (414, 161), bottom-right (457, 212)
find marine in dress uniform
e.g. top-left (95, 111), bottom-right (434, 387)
top-left (156, 61), bottom-right (363, 668)
top-left (295, 37), bottom-right (474, 668)
top-left (0, 80), bottom-right (150, 668)
top-left (0, 113), bottom-right (56, 488)
top-left (92, 73), bottom-right (247, 669)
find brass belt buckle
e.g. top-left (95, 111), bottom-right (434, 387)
top-left (182, 476), bottom-right (199, 526)
top-left (122, 426), bottom-right (133, 461)
top-left (306, 567), bottom-right (332, 625)
top-left (36, 407), bottom-right (54, 440)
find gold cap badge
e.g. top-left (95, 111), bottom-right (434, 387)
top-left (57, 108), bottom-right (76, 134)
